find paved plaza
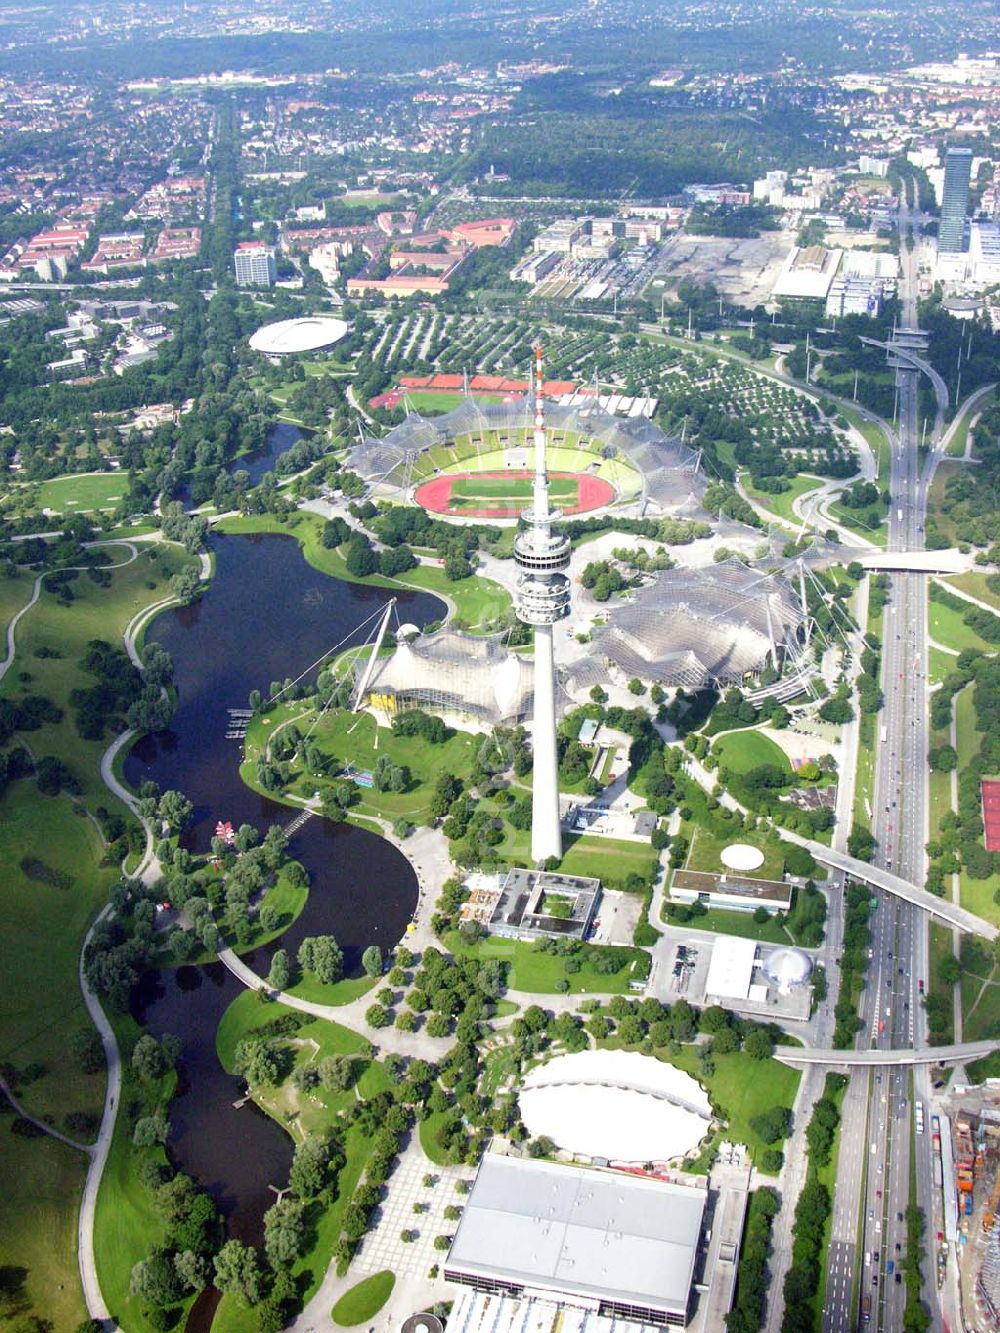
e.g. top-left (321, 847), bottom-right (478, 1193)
top-left (352, 1138), bottom-right (475, 1282)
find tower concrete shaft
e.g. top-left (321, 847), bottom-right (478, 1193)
top-left (514, 345), bottom-right (571, 864)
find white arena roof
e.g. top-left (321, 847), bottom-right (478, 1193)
top-left (248, 315), bottom-right (349, 355)
top-left (704, 935), bottom-right (758, 1001)
top-left (519, 1049), bottom-right (712, 1164)
top-left (445, 1156), bottom-right (706, 1324)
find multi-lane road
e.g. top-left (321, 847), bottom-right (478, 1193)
top-left (823, 211), bottom-right (944, 1333)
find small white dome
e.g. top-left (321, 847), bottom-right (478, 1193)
top-left (763, 947), bottom-right (813, 992)
top-left (397, 623), bottom-right (420, 639)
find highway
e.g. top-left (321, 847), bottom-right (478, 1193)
top-left (823, 206), bottom-right (942, 1333)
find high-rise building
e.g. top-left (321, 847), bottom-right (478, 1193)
top-left (514, 346), bottom-right (571, 864)
top-left (234, 242), bottom-right (276, 287)
top-left (939, 148), bottom-right (973, 254)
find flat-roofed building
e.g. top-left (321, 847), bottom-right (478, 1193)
top-left (772, 245), bottom-right (842, 302)
top-left (444, 1156), bottom-right (706, 1327)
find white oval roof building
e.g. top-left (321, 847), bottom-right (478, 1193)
top-left (763, 946), bottom-right (813, 993)
top-left (519, 1048), bottom-right (713, 1164)
top-left (248, 315), bottom-right (349, 356)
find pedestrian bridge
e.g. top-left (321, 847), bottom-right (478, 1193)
top-left (803, 842), bottom-right (999, 942)
top-left (853, 549), bottom-right (967, 575)
top-left (776, 1040), bottom-right (999, 1068)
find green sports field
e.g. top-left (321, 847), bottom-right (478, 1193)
top-left (448, 475), bottom-right (579, 502)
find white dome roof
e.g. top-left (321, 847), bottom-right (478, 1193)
top-left (763, 947), bottom-right (812, 992)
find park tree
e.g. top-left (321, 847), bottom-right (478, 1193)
top-left (213, 1240), bottom-right (264, 1307)
top-left (362, 945), bottom-right (383, 977)
top-left (132, 1034), bottom-right (167, 1080)
top-left (263, 1198), bottom-right (306, 1266)
top-left (298, 935), bottom-right (344, 984)
top-left (317, 1055), bottom-right (353, 1092)
top-left (289, 1136), bottom-right (335, 1198)
top-left (133, 1112), bottom-right (170, 1147)
top-left (268, 949), bottom-right (290, 990)
top-left (158, 789), bottom-right (193, 833)
top-left (130, 1247), bottom-right (184, 1306)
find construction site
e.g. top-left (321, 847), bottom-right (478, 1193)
top-left (935, 1084), bottom-right (1000, 1329)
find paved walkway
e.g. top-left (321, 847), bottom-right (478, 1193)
top-left (287, 1134), bottom-right (466, 1333)
top-left (77, 905), bottom-right (123, 1327)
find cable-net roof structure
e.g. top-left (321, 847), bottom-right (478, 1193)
top-left (366, 629), bottom-right (536, 724)
top-left (588, 559), bottom-right (807, 689)
top-left (346, 396), bottom-right (706, 516)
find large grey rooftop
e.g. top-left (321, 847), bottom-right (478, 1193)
top-left (445, 1155), bottom-right (705, 1314)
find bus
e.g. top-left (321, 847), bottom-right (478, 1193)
top-left (862, 1294), bottom-right (872, 1322)
top-left (880, 725), bottom-right (888, 743)
top-left (915, 1100), bottom-right (925, 1135)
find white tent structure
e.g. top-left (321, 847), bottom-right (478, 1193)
top-left (518, 1049), bottom-right (713, 1163)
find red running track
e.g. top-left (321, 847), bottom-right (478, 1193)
top-left (414, 470), bottom-right (615, 518)
top-left (981, 779), bottom-right (1000, 852)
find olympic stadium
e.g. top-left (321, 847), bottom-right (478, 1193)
top-left (344, 395), bottom-right (707, 520)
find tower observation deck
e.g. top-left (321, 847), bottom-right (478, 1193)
top-left (515, 345), bottom-right (571, 864)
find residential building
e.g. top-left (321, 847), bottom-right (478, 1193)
top-left (234, 242), bottom-right (276, 287)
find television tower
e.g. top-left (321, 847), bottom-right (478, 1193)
top-left (514, 345), bottom-right (571, 864)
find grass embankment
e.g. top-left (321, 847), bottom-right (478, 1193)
top-left (215, 511), bottom-right (511, 631)
top-left (945, 571), bottom-right (1000, 614)
top-left (445, 930), bottom-right (648, 994)
top-left (212, 992), bottom-right (391, 1333)
top-left (926, 923), bottom-right (957, 1046)
top-left (946, 388), bottom-right (993, 458)
top-left (712, 727), bottom-right (792, 776)
top-left (332, 1270), bottom-right (396, 1326)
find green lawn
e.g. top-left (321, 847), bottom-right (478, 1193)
top-left (35, 471), bottom-right (129, 514)
top-left (449, 475), bottom-right (578, 501)
top-left (94, 1013), bottom-right (187, 1333)
top-left (662, 902), bottom-right (793, 944)
top-left (928, 647), bottom-right (958, 687)
top-left (713, 728), bottom-right (792, 776)
top-left (838, 403), bottom-right (892, 481)
top-left (929, 598), bottom-right (997, 655)
top-left (212, 995), bottom-right (389, 1333)
top-left (418, 1108), bottom-right (456, 1165)
top-left (445, 931), bottom-right (648, 994)
top-left (0, 1125), bottom-right (89, 1331)
top-left (0, 782), bottom-right (112, 1129)
top-left (0, 565), bottom-right (34, 638)
top-left (660, 1046), bottom-right (801, 1172)
top-left (0, 541), bottom-right (199, 1320)
top-left (332, 1270), bottom-right (396, 1326)
top-left (244, 706), bottom-right (480, 825)
top-left (740, 473), bottom-right (823, 529)
top-left (685, 823), bottom-right (787, 882)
